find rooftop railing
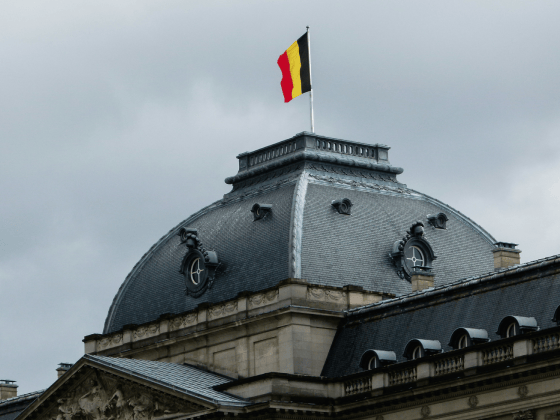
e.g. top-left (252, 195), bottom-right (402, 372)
top-left (236, 133), bottom-right (390, 173)
top-left (341, 327), bottom-right (560, 397)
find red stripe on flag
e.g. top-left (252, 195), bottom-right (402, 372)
top-left (277, 51), bottom-right (294, 103)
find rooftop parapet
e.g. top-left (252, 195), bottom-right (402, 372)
top-left (226, 132), bottom-right (403, 186)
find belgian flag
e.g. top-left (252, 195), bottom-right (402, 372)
top-left (277, 32), bottom-right (311, 103)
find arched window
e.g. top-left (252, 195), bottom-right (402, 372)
top-left (506, 322), bottom-right (517, 338)
top-left (411, 345), bottom-right (422, 360)
top-left (368, 356), bottom-right (379, 369)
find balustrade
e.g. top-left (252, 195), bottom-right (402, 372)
top-left (533, 332), bottom-right (560, 353)
top-left (344, 376), bottom-right (372, 396)
top-left (388, 367), bottom-right (417, 386)
top-left (483, 344), bottom-right (513, 365)
top-left (434, 355), bottom-right (464, 376)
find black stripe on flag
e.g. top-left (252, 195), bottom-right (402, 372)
top-left (297, 33), bottom-right (311, 93)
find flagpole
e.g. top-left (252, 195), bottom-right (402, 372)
top-left (307, 26), bottom-right (315, 133)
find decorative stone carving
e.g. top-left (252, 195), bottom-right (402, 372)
top-left (421, 405), bottom-right (431, 418)
top-left (518, 385), bottom-right (529, 398)
top-left (169, 313), bottom-right (197, 331)
top-left (307, 287), bottom-right (347, 302)
top-left (133, 324), bottom-right (159, 340)
top-left (248, 290), bottom-right (279, 309)
top-left (178, 228), bottom-right (220, 298)
top-left (96, 334), bottom-right (123, 350)
top-left (208, 301), bottom-right (238, 320)
top-left (390, 222), bottom-right (437, 281)
top-left (513, 410), bottom-right (534, 420)
top-left (47, 371), bottom-right (199, 420)
top-left (467, 395), bottom-right (478, 408)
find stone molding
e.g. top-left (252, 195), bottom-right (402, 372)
top-left (208, 301), bottom-right (238, 320)
top-left (132, 324), bottom-right (160, 340)
top-left (169, 313), bottom-right (198, 331)
top-left (85, 280), bottom-right (389, 354)
top-left (307, 287), bottom-right (347, 302)
top-left (248, 290), bottom-right (279, 309)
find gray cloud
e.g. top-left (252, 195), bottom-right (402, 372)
top-left (2, 0), bottom-right (560, 394)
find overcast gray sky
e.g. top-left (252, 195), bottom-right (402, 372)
top-left (2, 0), bottom-right (560, 394)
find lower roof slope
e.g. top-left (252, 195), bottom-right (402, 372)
top-left (0, 391), bottom-right (43, 420)
top-left (85, 355), bottom-right (249, 406)
top-left (321, 254), bottom-right (560, 377)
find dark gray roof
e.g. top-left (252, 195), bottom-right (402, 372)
top-left (0, 390), bottom-right (44, 420)
top-left (321, 254), bottom-right (560, 377)
top-left (104, 132), bottom-right (497, 333)
top-left (85, 355), bottom-right (248, 406)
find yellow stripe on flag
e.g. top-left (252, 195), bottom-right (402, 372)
top-left (286, 41), bottom-right (302, 99)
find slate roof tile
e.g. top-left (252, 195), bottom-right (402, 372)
top-left (86, 355), bottom-right (249, 406)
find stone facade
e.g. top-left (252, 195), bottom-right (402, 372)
top-left (84, 279), bottom-right (390, 378)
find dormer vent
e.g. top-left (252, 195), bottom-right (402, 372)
top-left (251, 203), bottom-right (272, 221)
top-left (331, 198), bottom-right (352, 215)
top-left (403, 339), bottom-right (442, 360)
top-left (359, 350), bottom-right (397, 370)
top-left (427, 213), bottom-right (448, 229)
top-left (448, 328), bottom-right (490, 350)
top-left (496, 316), bottom-right (538, 339)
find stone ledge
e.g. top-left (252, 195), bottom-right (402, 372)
top-left (84, 279), bottom-right (393, 354)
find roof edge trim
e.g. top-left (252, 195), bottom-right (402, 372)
top-left (346, 254), bottom-right (560, 317)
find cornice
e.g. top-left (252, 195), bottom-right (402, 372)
top-left (225, 150), bottom-right (404, 185)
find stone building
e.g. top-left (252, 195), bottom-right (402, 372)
top-left (2, 132), bottom-right (560, 420)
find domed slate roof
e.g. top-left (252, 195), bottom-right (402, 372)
top-left (104, 132), bottom-right (497, 334)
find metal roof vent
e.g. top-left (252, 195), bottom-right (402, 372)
top-left (331, 198), bottom-right (352, 215)
top-left (427, 212), bottom-right (448, 229)
top-left (251, 203), bottom-right (272, 221)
